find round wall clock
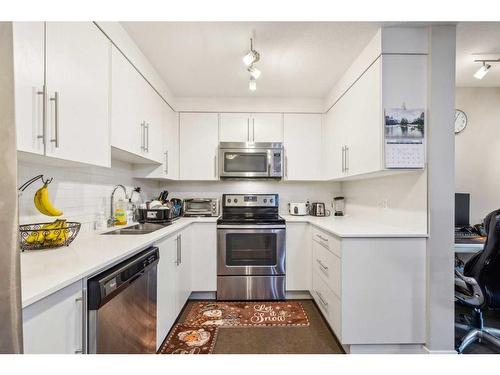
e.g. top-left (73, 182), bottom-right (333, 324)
top-left (455, 109), bottom-right (468, 134)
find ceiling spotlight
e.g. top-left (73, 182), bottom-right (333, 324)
top-left (474, 62), bottom-right (491, 80)
top-left (248, 66), bottom-right (261, 79)
top-left (243, 38), bottom-right (260, 66)
top-left (249, 77), bottom-right (257, 91)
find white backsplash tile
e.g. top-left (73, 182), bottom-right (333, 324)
top-left (17, 159), bottom-right (160, 231)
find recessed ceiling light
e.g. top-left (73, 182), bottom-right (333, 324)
top-left (474, 62), bottom-right (491, 80)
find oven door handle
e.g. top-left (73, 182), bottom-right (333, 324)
top-left (217, 224), bottom-right (286, 229)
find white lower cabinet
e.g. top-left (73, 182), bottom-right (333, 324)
top-left (156, 227), bottom-right (192, 349)
top-left (308, 226), bottom-right (426, 346)
top-left (22, 280), bottom-right (85, 354)
top-left (285, 222), bottom-right (311, 291)
top-left (191, 223), bottom-right (217, 292)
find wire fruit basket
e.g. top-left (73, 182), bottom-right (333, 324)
top-left (19, 221), bottom-right (81, 251)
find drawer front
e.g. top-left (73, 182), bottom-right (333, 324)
top-left (312, 270), bottom-right (342, 340)
top-left (312, 239), bottom-right (341, 298)
top-left (311, 227), bottom-right (341, 257)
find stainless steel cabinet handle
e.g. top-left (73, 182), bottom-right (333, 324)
top-left (345, 146), bottom-right (349, 173)
top-left (341, 146), bottom-right (345, 173)
top-left (145, 123), bottom-right (149, 152)
top-left (316, 259), bottom-right (329, 272)
top-left (75, 296), bottom-right (84, 354)
top-left (178, 234), bottom-right (182, 264)
top-left (247, 118), bottom-right (250, 141)
top-left (175, 235), bottom-right (181, 265)
top-left (36, 87), bottom-right (46, 149)
top-left (285, 155), bottom-right (288, 178)
top-left (50, 91), bottom-right (60, 148)
top-left (317, 234), bottom-right (328, 242)
top-left (140, 122), bottom-right (145, 151)
top-left (214, 155), bottom-right (217, 178)
top-left (316, 290), bottom-right (329, 308)
top-left (252, 118), bottom-right (255, 141)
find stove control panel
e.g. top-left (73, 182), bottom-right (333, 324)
top-left (223, 194), bottom-right (278, 207)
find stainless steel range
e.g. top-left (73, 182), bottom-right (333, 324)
top-left (217, 193), bottom-right (286, 300)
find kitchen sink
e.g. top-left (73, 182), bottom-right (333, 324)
top-left (101, 222), bottom-right (172, 235)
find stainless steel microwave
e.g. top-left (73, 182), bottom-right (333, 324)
top-left (219, 142), bottom-right (283, 179)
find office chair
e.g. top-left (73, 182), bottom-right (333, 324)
top-left (455, 208), bottom-right (500, 353)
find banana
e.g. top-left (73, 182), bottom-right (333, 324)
top-left (34, 183), bottom-right (63, 216)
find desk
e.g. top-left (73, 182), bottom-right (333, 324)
top-left (455, 237), bottom-right (486, 254)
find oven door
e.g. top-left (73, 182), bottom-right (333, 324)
top-left (219, 148), bottom-right (271, 178)
top-left (217, 225), bottom-right (286, 276)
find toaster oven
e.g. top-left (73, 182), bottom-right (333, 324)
top-left (183, 198), bottom-right (220, 217)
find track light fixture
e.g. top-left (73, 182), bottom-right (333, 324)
top-left (474, 61), bottom-right (491, 80)
top-left (473, 58), bottom-right (500, 80)
top-left (243, 37), bottom-right (261, 91)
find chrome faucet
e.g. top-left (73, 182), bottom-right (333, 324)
top-left (108, 184), bottom-right (128, 227)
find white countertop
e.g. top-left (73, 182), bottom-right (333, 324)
top-left (21, 214), bottom-right (427, 308)
top-left (20, 217), bottom-right (217, 308)
top-left (281, 214), bottom-right (428, 238)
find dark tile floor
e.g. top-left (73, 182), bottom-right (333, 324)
top-left (455, 303), bottom-right (500, 354)
top-left (176, 299), bottom-right (344, 354)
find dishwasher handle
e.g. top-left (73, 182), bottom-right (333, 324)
top-left (88, 247), bottom-right (159, 310)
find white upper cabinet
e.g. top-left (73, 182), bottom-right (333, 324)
top-left (179, 113), bottom-right (219, 180)
top-left (343, 57), bottom-right (382, 177)
top-left (111, 46), bottom-right (162, 164)
top-left (219, 113), bottom-right (283, 143)
top-left (219, 113), bottom-right (250, 142)
top-left (251, 113), bottom-right (283, 142)
top-left (13, 22), bottom-right (45, 155)
top-left (324, 57), bottom-right (382, 179)
top-left (13, 22), bottom-right (110, 167)
top-left (44, 22), bottom-right (110, 167)
top-left (164, 107), bottom-right (179, 180)
top-left (283, 114), bottom-right (323, 180)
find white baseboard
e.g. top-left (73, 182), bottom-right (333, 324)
top-left (422, 346), bottom-right (457, 354)
top-left (347, 344), bottom-right (427, 354)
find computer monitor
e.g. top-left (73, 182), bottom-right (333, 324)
top-left (455, 193), bottom-right (470, 227)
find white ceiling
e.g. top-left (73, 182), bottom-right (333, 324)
top-left (456, 22), bottom-right (500, 87)
top-left (121, 22), bottom-right (380, 98)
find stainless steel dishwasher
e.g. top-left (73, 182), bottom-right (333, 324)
top-left (87, 247), bottom-right (159, 354)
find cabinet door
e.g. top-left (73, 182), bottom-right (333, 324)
top-left (191, 223), bottom-right (217, 292)
top-left (219, 113), bottom-right (250, 142)
top-left (286, 223), bottom-right (311, 291)
top-left (251, 113), bottom-right (283, 142)
top-left (145, 87), bottom-right (165, 163)
top-left (345, 58), bottom-right (382, 176)
top-left (23, 281), bottom-right (84, 354)
top-left (179, 113), bottom-right (219, 180)
top-left (156, 235), bottom-right (178, 349)
top-left (283, 114), bottom-right (323, 180)
top-left (111, 46), bottom-right (146, 158)
top-left (176, 228), bottom-right (192, 309)
top-left (164, 107), bottom-right (179, 179)
top-left (45, 22), bottom-right (110, 167)
top-left (323, 109), bottom-right (344, 180)
top-left (13, 22), bottom-right (45, 155)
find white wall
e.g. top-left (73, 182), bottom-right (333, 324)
top-left (455, 87), bottom-right (500, 224)
top-left (18, 159), bottom-right (159, 231)
top-left (341, 171), bottom-right (428, 232)
top-left (159, 180), bottom-right (341, 215)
